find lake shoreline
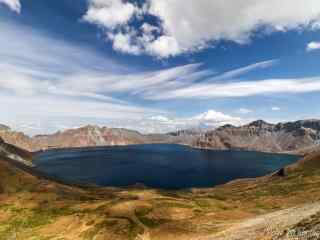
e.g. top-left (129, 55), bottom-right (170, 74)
top-left (33, 144), bottom-right (300, 190)
top-left (34, 143), bottom-right (302, 157)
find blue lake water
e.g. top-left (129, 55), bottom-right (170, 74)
top-left (34, 144), bottom-right (300, 189)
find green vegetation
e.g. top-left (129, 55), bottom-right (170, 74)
top-left (0, 205), bottom-right (75, 240)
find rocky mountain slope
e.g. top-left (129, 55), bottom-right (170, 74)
top-left (0, 125), bottom-right (150, 152)
top-left (0, 139), bottom-right (320, 239)
top-left (1, 119), bottom-right (320, 154)
top-left (32, 125), bottom-right (148, 151)
top-left (0, 125), bottom-right (199, 152)
top-left (0, 137), bottom-right (32, 165)
top-left (194, 119), bottom-right (320, 154)
top-left (0, 124), bottom-right (186, 152)
top-left (0, 125), bottom-right (35, 152)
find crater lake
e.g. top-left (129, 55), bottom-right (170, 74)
top-left (34, 144), bottom-right (300, 189)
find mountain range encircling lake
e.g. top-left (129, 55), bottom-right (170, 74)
top-left (1, 119), bottom-right (320, 154)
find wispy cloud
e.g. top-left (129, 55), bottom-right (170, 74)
top-left (52, 59), bottom-right (277, 102)
top-left (0, 20), bottom-right (168, 133)
top-left (57, 63), bottom-right (211, 97)
top-left (0, 20), bottom-right (130, 104)
top-left (135, 59), bottom-right (279, 99)
top-left (207, 60), bottom-right (278, 82)
top-left (144, 77), bottom-right (320, 100)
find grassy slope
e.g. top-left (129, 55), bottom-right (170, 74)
top-left (0, 151), bottom-right (319, 240)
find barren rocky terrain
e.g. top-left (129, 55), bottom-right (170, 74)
top-left (1, 119), bottom-right (320, 154)
top-left (0, 125), bottom-right (198, 152)
top-left (194, 119), bottom-right (320, 154)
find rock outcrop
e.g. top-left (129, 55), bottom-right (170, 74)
top-left (0, 127), bottom-right (34, 152)
top-left (0, 137), bottom-right (33, 165)
top-left (194, 119), bottom-right (320, 153)
top-left (31, 125), bottom-right (148, 151)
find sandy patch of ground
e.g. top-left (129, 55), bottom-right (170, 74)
top-left (200, 202), bottom-right (320, 240)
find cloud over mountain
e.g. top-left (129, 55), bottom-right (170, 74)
top-left (131, 110), bottom-right (243, 134)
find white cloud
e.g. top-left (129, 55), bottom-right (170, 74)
top-left (145, 35), bottom-right (181, 58)
top-left (239, 108), bottom-right (253, 114)
top-left (84, 0), bottom-right (320, 57)
top-left (272, 106), bottom-right (281, 111)
top-left (0, 0), bottom-right (21, 13)
top-left (83, 0), bottom-right (137, 29)
top-left (109, 32), bottom-right (142, 55)
top-left (141, 23), bottom-right (159, 35)
top-left (307, 41), bottom-right (320, 52)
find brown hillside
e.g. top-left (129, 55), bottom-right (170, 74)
top-left (0, 145), bottom-right (319, 239)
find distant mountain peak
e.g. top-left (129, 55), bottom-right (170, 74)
top-left (195, 119), bottom-right (320, 154)
top-left (247, 120), bottom-right (273, 128)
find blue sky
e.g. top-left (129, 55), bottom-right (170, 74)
top-left (1, 0), bottom-right (320, 135)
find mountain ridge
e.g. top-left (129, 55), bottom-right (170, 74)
top-left (194, 119), bottom-right (320, 154)
top-left (1, 119), bottom-right (320, 154)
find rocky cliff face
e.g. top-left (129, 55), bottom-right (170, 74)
top-left (31, 125), bottom-right (148, 151)
top-left (194, 119), bottom-right (320, 153)
top-left (0, 125), bottom-right (150, 152)
top-left (0, 126), bottom-right (35, 151)
top-left (1, 119), bottom-right (320, 153)
top-left (0, 137), bottom-right (33, 165)
top-left (0, 124), bottom-right (200, 152)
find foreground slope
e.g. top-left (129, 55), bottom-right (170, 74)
top-left (0, 140), bottom-right (320, 239)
